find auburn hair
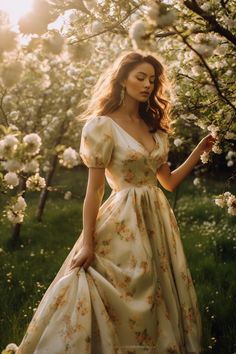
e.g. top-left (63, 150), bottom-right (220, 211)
top-left (78, 50), bottom-right (173, 134)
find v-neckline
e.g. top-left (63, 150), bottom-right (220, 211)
top-left (103, 115), bottom-right (157, 155)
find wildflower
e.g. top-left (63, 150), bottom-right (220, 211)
top-left (64, 191), bottom-right (72, 200)
top-left (23, 133), bottom-right (42, 155)
top-left (26, 173), bottom-right (46, 191)
top-left (4, 172), bottom-right (19, 189)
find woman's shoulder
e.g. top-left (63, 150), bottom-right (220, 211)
top-left (84, 115), bottom-right (110, 125)
top-left (81, 115), bottom-right (113, 140)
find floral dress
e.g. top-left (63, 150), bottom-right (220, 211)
top-left (16, 115), bottom-right (202, 354)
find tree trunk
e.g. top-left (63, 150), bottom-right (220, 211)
top-left (36, 154), bottom-right (58, 222)
top-left (10, 176), bottom-right (26, 248)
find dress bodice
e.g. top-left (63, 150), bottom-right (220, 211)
top-left (79, 115), bottom-right (169, 192)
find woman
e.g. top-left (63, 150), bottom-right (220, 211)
top-left (16, 51), bottom-right (215, 354)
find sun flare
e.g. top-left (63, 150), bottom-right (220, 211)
top-left (0, 0), bottom-right (34, 26)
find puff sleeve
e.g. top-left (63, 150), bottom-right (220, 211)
top-left (158, 130), bottom-right (170, 167)
top-left (79, 116), bottom-right (114, 168)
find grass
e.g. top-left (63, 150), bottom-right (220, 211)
top-left (0, 166), bottom-right (235, 353)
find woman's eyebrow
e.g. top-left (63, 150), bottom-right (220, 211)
top-left (136, 71), bottom-right (155, 78)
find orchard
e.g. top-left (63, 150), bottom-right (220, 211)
top-left (0, 1), bottom-right (236, 353)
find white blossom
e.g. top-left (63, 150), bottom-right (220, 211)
top-left (174, 138), bottom-right (183, 147)
top-left (228, 206), bottom-right (236, 216)
top-left (0, 27), bottom-right (18, 53)
top-left (193, 177), bottom-right (200, 186)
top-left (83, 0), bottom-right (99, 12)
top-left (67, 42), bottom-right (92, 62)
top-left (23, 133), bottom-right (42, 155)
top-left (4, 172), bottom-right (19, 188)
top-left (129, 20), bottom-right (146, 49)
top-left (43, 30), bottom-right (64, 55)
top-left (59, 147), bottom-right (79, 168)
top-left (26, 173), bottom-right (46, 191)
top-left (191, 65), bottom-right (202, 76)
top-left (207, 124), bottom-right (219, 138)
top-left (200, 151), bottom-right (209, 164)
top-left (212, 143), bottom-right (222, 154)
top-left (145, 3), bottom-right (159, 25)
top-left (226, 151), bottom-right (236, 160)
top-left (2, 159), bottom-right (22, 172)
top-left (62, 83), bottom-right (75, 93)
top-left (90, 20), bottom-right (104, 34)
top-left (13, 196), bottom-right (27, 212)
top-left (23, 160), bottom-right (40, 174)
top-left (1, 62), bottom-right (23, 88)
top-left (0, 135), bottom-right (19, 157)
top-left (7, 209), bottom-right (24, 224)
top-left (200, 3), bottom-right (211, 11)
top-left (226, 195), bottom-right (236, 207)
top-left (227, 160), bottom-right (234, 167)
top-left (195, 120), bottom-right (206, 129)
top-left (214, 195), bottom-right (225, 208)
top-left (225, 132), bottom-right (236, 140)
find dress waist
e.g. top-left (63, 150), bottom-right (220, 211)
top-left (111, 183), bottom-right (159, 194)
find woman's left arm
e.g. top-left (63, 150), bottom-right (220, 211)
top-left (156, 134), bottom-right (216, 192)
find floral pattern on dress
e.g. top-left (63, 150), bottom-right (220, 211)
top-left (16, 115), bottom-right (202, 354)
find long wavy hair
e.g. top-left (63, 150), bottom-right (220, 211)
top-left (78, 50), bottom-right (173, 134)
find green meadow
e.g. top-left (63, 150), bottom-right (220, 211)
top-left (0, 167), bottom-right (235, 353)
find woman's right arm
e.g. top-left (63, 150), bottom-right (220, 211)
top-left (69, 167), bottom-right (105, 270)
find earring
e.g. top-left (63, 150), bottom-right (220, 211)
top-left (146, 98), bottom-right (151, 112)
top-left (119, 86), bottom-right (125, 106)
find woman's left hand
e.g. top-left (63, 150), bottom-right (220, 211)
top-left (197, 133), bottom-right (217, 154)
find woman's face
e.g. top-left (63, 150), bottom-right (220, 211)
top-left (123, 62), bottom-right (155, 102)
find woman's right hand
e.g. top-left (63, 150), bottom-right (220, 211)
top-left (69, 243), bottom-right (95, 271)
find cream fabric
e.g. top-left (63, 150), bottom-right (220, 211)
top-left (17, 115), bottom-right (202, 354)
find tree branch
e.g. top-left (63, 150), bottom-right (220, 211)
top-left (69, 4), bottom-right (140, 45)
top-left (184, 0), bottom-right (236, 46)
top-left (173, 26), bottom-right (236, 114)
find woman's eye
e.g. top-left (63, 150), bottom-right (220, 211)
top-left (137, 78), bottom-right (155, 84)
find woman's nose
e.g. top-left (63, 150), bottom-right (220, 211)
top-left (144, 81), bottom-right (151, 89)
